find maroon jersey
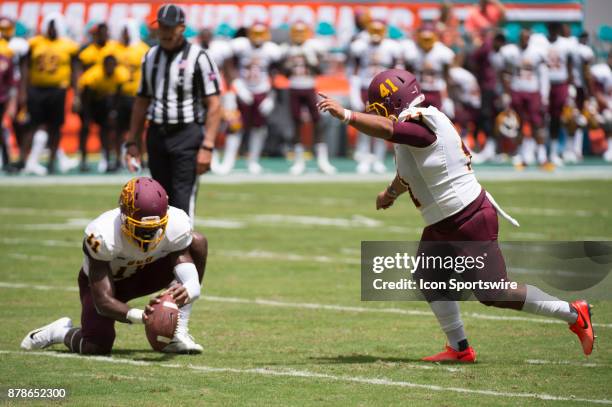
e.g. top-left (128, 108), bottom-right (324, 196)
top-left (0, 53), bottom-right (15, 103)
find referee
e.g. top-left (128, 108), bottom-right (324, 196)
top-left (125, 4), bottom-right (221, 220)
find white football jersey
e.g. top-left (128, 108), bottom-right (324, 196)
top-left (500, 43), bottom-right (547, 93)
top-left (82, 206), bottom-right (193, 280)
top-left (547, 37), bottom-right (573, 83)
top-left (404, 42), bottom-right (454, 92)
top-left (281, 39), bottom-right (321, 89)
top-left (591, 63), bottom-right (612, 101)
top-left (350, 38), bottom-right (399, 89)
top-left (230, 37), bottom-right (282, 94)
top-left (206, 39), bottom-right (232, 68)
top-left (394, 106), bottom-right (482, 226)
top-left (571, 40), bottom-right (595, 88)
top-left (449, 66), bottom-right (481, 108)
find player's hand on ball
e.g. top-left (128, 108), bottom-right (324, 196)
top-left (162, 283), bottom-right (190, 307)
top-left (376, 189), bottom-right (396, 210)
top-left (317, 93), bottom-right (345, 120)
top-left (143, 297), bottom-right (161, 322)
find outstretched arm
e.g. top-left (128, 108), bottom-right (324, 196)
top-left (316, 93), bottom-right (436, 147)
top-left (317, 93), bottom-right (394, 139)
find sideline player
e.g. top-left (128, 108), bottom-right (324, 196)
top-left (317, 69), bottom-right (594, 362)
top-left (21, 12), bottom-right (79, 174)
top-left (348, 19), bottom-right (399, 174)
top-left (499, 28), bottom-right (550, 169)
top-left (226, 22), bottom-right (282, 174)
top-left (114, 19), bottom-right (149, 167)
top-left (77, 54), bottom-right (129, 172)
top-left (75, 22), bottom-right (119, 172)
top-left (282, 21), bottom-right (336, 175)
top-left (21, 177), bottom-right (208, 354)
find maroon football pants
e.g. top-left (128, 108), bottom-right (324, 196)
top-left (413, 190), bottom-right (510, 303)
top-left (77, 255), bottom-right (175, 353)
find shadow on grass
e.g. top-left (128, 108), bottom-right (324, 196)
top-left (111, 349), bottom-right (180, 362)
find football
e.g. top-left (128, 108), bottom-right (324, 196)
top-left (145, 294), bottom-right (179, 351)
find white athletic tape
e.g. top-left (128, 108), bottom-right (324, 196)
top-left (0, 351), bottom-right (610, 405)
top-left (156, 336), bottom-right (172, 344)
top-left (0, 281), bottom-right (611, 329)
top-left (162, 301), bottom-right (178, 310)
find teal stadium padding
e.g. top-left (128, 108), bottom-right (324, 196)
top-left (184, 25), bottom-right (197, 39)
top-left (316, 21), bottom-right (335, 37)
top-left (215, 23), bottom-right (236, 39)
top-left (531, 23), bottom-right (548, 36)
top-left (503, 22), bottom-right (521, 43)
top-left (139, 23), bottom-right (149, 41)
top-left (14, 21), bottom-right (28, 37)
top-left (388, 25), bottom-right (404, 40)
top-left (598, 25), bottom-right (612, 42)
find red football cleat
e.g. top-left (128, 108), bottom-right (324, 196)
top-left (569, 300), bottom-right (595, 356)
top-left (422, 345), bottom-right (476, 363)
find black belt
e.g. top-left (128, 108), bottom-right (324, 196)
top-left (150, 122), bottom-right (197, 134)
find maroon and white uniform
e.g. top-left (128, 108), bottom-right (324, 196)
top-left (547, 36), bottom-right (574, 126)
top-left (391, 106), bottom-right (516, 301)
top-left (350, 37), bottom-right (400, 109)
top-left (230, 37), bottom-right (281, 128)
top-left (449, 67), bottom-right (481, 129)
top-left (281, 39), bottom-right (322, 124)
top-left (404, 41), bottom-right (454, 109)
top-left (78, 206), bottom-right (192, 351)
top-left (591, 62), bottom-right (612, 132)
top-left (572, 40), bottom-right (595, 109)
top-left (500, 43), bottom-right (549, 128)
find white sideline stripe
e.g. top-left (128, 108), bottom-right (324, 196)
top-left (1, 167), bottom-right (612, 185)
top-left (1, 281), bottom-right (611, 329)
top-left (525, 359), bottom-right (605, 368)
top-left (0, 351), bottom-right (610, 404)
top-left (219, 250), bottom-right (360, 265)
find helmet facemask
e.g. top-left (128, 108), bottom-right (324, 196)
top-left (121, 213), bottom-right (168, 252)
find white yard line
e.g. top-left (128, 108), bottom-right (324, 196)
top-left (0, 281), bottom-right (610, 329)
top-left (525, 359), bottom-right (605, 368)
top-left (0, 350), bottom-right (609, 404)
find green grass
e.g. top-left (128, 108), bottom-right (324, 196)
top-left (0, 179), bottom-right (611, 406)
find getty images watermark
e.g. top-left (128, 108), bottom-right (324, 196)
top-left (361, 241), bottom-right (612, 301)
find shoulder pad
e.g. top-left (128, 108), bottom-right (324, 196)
top-left (83, 209), bottom-right (119, 261)
top-left (165, 206), bottom-right (193, 252)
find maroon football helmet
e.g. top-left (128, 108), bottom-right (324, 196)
top-left (366, 69), bottom-right (424, 120)
top-left (119, 177), bottom-right (169, 251)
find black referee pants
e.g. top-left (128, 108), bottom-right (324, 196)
top-left (147, 123), bottom-right (203, 218)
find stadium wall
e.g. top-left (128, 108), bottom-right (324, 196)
top-left (1, 1), bottom-right (583, 44)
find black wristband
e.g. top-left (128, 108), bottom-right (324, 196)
top-left (200, 145), bottom-right (214, 152)
top-left (124, 141), bottom-right (137, 149)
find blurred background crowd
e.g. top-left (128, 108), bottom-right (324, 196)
top-left (0, 0), bottom-right (610, 176)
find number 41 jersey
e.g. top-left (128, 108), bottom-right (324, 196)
top-left (393, 106), bottom-right (482, 226)
top-left (82, 206), bottom-right (193, 280)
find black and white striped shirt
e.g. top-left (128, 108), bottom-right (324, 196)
top-left (138, 41), bottom-right (220, 125)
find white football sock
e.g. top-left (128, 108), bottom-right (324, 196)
top-left (221, 133), bottom-right (242, 171)
top-left (536, 144), bottom-right (547, 165)
top-left (294, 143), bottom-right (305, 164)
top-left (574, 129), bottom-right (584, 156)
top-left (248, 127), bottom-right (267, 164)
top-left (521, 285), bottom-right (577, 323)
top-left (53, 325), bottom-right (71, 344)
top-left (429, 301), bottom-right (466, 351)
top-left (177, 302), bottom-right (192, 335)
top-left (550, 140), bottom-right (560, 157)
top-left (354, 133), bottom-right (371, 162)
top-left (373, 138), bottom-right (386, 163)
top-left (27, 129), bottom-right (48, 167)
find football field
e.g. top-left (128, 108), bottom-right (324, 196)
top-left (0, 175), bottom-right (611, 406)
